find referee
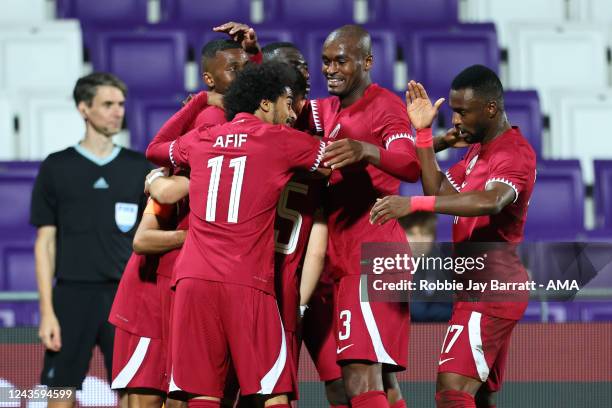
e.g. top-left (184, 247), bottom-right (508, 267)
top-left (30, 72), bottom-right (151, 407)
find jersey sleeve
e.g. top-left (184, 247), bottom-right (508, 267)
top-left (282, 127), bottom-right (325, 172)
top-left (485, 145), bottom-right (532, 203)
top-left (30, 158), bottom-right (57, 227)
top-left (445, 157), bottom-right (466, 192)
top-left (193, 106), bottom-right (226, 128)
top-left (372, 94), bottom-right (420, 181)
top-left (148, 127), bottom-right (202, 168)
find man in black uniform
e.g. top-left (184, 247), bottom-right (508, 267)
top-left (30, 72), bottom-right (151, 407)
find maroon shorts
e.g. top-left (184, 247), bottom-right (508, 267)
top-left (334, 275), bottom-right (409, 371)
top-left (437, 309), bottom-right (517, 392)
top-left (111, 274), bottom-right (173, 393)
top-left (169, 278), bottom-right (292, 397)
top-left (111, 327), bottom-right (167, 392)
top-left (302, 283), bottom-right (342, 382)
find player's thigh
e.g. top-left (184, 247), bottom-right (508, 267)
top-left (303, 288), bottom-right (342, 382)
top-left (222, 284), bottom-right (293, 397)
top-left (437, 309), bottom-right (516, 390)
top-left (111, 327), bottom-right (167, 393)
top-left (169, 279), bottom-right (230, 398)
top-left (334, 275), bottom-right (409, 370)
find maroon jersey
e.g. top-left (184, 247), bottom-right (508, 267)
top-left (274, 176), bottom-right (325, 332)
top-left (193, 105), bottom-right (226, 129)
top-left (109, 253), bottom-right (162, 338)
top-left (150, 113), bottom-right (325, 294)
top-left (446, 127), bottom-right (536, 320)
top-left (313, 84), bottom-right (420, 279)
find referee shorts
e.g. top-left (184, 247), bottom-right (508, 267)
top-left (40, 281), bottom-right (118, 389)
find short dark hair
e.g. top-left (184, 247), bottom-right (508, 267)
top-left (451, 65), bottom-right (504, 109)
top-left (262, 42), bottom-right (298, 60)
top-left (201, 39), bottom-right (243, 71)
top-left (73, 72), bottom-right (127, 106)
top-left (224, 62), bottom-right (295, 121)
top-left (286, 64), bottom-right (308, 99)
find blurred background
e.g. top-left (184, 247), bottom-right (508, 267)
top-left (0, 0), bottom-right (611, 406)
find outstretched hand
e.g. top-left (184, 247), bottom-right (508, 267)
top-left (406, 80), bottom-right (445, 130)
top-left (369, 196), bottom-right (412, 225)
top-left (213, 21), bottom-right (260, 54)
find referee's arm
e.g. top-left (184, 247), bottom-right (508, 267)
top-left (34, 225), bottom-right (62, 352)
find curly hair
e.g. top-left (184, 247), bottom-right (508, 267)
top-left (223, 62), bottom-right (295, 121)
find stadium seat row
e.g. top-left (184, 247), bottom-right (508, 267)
top-left (4, 0), bottom-right (612, 27)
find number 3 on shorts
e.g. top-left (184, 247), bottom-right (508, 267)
top-left (339, 310), bottom-right (351, 340)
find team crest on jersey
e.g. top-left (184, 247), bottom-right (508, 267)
top-left (115, 202), bottom-right (138, 233)
top-left (328, 123), bottom-right (341, 140)
top-left (465, 155), bottom-right (479, 176)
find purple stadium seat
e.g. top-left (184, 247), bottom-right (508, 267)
top-left (524, 160), bottom-right (584, 240)
top-left (0, 174), bottom-right (37, 239)
top-left (90, 29), bottom-right (187, 95)
top-left (594, 160), bottom-right (612, 230)
top-left (0, 302), bottom-right (39, 327)
top-left (369, 0), bottom-right (459, 25)
top-left (0, 161), bottom-right (41, 177)
top-left (303, 29), bottom-right (397, 99)
top-left (504, 90), bottom-right (542, 157)
top-left (580, 301), bottom-right (612, 321)
top-left (0, 237), bottom-right (37, 291)
top-left (406, 26), bottom-right (500, 107)
top-left (127, 95), bottom-right (185, 152)
top-left (160, 0), bottom-right (252, 24)
top-left (56, 0), bottom-right (148, 25)
top-left (268, 0), bottom-right (354, 25)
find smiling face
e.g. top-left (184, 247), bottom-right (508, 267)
top-left (449, 88), bottom-right (496, 144)
top-left (322, 38), bottom-right (371, 98)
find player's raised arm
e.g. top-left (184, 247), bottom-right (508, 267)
top-left (213, 21), bottom-right (262, 59)
top-left (146, 174), bottom-right (190, 205)
top-left (406, 80), bottom-right (460, 196)
top-left (145, 91), bottom-right (222, 165)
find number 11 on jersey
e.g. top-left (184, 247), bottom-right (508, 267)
top-left (206, 155), bottom-right (247, 223)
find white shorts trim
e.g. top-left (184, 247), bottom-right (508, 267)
top-left (111, 336), bottom-right (151, 389)
top-left (468, 311), bottom-right (490, 382)
top-left (358, 275), bottom-right (397, 366)
top-left (258, 307), bottom-right (287, 394)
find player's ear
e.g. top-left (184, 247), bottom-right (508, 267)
top-left (364, 54), bottom-right (373, 72)
top-left (487, 100), bottom-right (499, 118)
top-left (203, 71), bottom-right (215, 89)
top-left (259, 99), bottom-right (272, 113)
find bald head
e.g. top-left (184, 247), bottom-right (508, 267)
top-left (322, 25), bottom-right (373, 104)
top-left (324, 25), bottom-right (372, 59)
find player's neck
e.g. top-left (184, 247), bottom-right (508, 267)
top-left (482, 117), bottom-right (511, 145)
top-left (80, 127), bottom-right (116, 158)
top-left (340, 79), bottom-right (371, 109)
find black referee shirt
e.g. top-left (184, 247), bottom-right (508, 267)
top-left (30, 145), bottom-right (152, 282)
